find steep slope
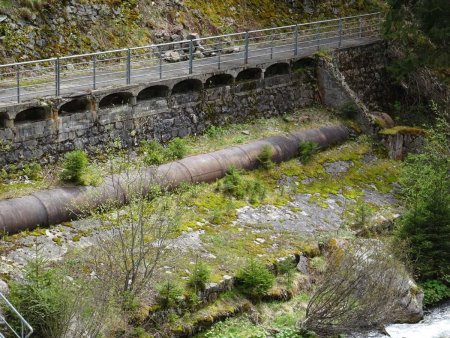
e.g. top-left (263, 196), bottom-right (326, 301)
top-left (0, 0), bottom-right (384, 62)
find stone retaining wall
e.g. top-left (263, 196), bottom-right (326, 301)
top-left (0, 41), bottom-right (389, 166)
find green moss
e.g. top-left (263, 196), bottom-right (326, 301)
top-left (52, 237), bottom-right (63, 246)
top-left (380, 126), bottom-right (426, 136)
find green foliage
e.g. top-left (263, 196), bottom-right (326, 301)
top-left (156, 280), bottom-right (184, 308)
top-left (22, 162), bottom-right (42, 180)
top-left (141, 140), bottom-right (167, 165)
top-left (348, 200), bottom-right (374, 230)
top-left (256, 145), bottom-right (274, 170)
top-left (338, 102), bottom-right (358, 119)
top-left (235, 258), bottom-right (274, 300)
top-left (384, 0), bottom-right (449, 80)
top-left (60, 149), bottom-right (89, 185)
top-left (206, 125), bottom-right (226, 138)
top-left (275, 328), bottom-right (304, 338)
top-left (131, 327), bottom-right (152, 338)
top-left (396, 113), bottom-right (450, 280)
top-left (141, 138), bottom-right (188, 165)
top-left (420, 279), bottom-right (450, 306)
top-left (277, 258), bottom-right (296, 287)
top-left (188, 259), bottom-right (211, 292)
top-left (168, 137), bottom-right (188, 160)
top-left (8, 256), bottom-right (74, 337)
top-left (218, 166), bottom-right (266, 203)
top-left (299, 141), bottom-right (319, 163)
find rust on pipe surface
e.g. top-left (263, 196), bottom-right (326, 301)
top-left (0, 125), bottom-right (350, 235)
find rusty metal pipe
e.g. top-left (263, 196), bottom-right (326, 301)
top-left (0, 125), bottom-right (349, 234)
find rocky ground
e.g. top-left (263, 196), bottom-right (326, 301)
top-left (0, 143), bottom-right (401, 284)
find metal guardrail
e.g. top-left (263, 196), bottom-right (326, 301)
top-left (0, 12), bottom-right (382, 104)
top-left (0, 292), bottom-right (33, 338)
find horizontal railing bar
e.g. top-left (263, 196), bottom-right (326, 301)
top-left (0, 12), bottom-right (380, 69)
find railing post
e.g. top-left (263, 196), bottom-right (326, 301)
top-left (126, 48), bottom-right (131, 85)
top-left (93, 55), bottom-right (97, 90)
top-left (55, 57), bottom-right (60, 97)
top-left (244, 31), bottom-right (249, 64)
top-left (189, 38), bottom-right (193, 74)
top-left (316, 24), bottom-right (321, 50)
top-left (338, 19), bottom-right (343, 48)
top-left (15, 64), bottom-right (20, 103)
top-left (378, 12), bottom-right (383, 38)
top-left (158, 46), bottom-right (163, 79)
top-left (359, 17), bottom-right (363, 38)
top-left (218, 41), bottom-right (222, 70)
top-left (294, 24), bottom-right (299, 56)
top-left (270, 33), bottom-right (274, 60)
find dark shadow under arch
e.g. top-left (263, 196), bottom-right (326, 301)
top-left (172, 79), bottom-right (203, 94)
top-left (15, 107), bottom-right (48, 125)
top-left (292, 58), bottom-right (316, 72)
top-left (59, 97), bottom-right (91, 116)
top-left (98, 92), bottom-right (133, 109)
top-left (137, 85), bottom-right (169, 101)
top-left (236, 68), bottom-right (262, 82)
top-left (0, 112), bottom-right (7, 128)
top-left (265, 63), bottom-right (290, 78)
top-left (205, 74), bottom-right (234, 89)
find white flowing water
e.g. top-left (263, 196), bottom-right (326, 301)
top-left (366, 302), bottom-right (450, 338)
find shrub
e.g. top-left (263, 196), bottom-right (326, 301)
top-left (168, 137), bottom-right (188, 160)
top-left (220, 166), bottom-right (246, 199)
top-left (275, 328), bottom-right (303, 338)
top-left (338, 102), bottom-right (358, 119)
top-left (22, 162), bottom-right (42, 181)
top-left (303, 240), bottom-right (412, 336)
top-left (299, 141), bottom-right (319, 163)
top-left (236, 258), bottom-right (274, 300)
top-left (188, 259), bottom-right (211, 291)
top-left (141, 140), bottom-right (167, 165)
top-left (420, 280), bottom-right (450, 306)
top-left (256, 145), bottom-right (274, 170)
top-left (396, 113), bottom-right (450, 280)
top-left (156, 280), bottom-right (184, 308)
top-left (277, 258), bottom-right (296, 287)
top-left (8, 257), bottom-right (74, 337)
top-left (205, 125), bottom-right (226, 138)
top-left (60, 150), bottom-right (88, 185)
top-left (218, 166), bottom-right (266, 203)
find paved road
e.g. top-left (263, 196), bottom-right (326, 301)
top-left (0, 35), bottom-right (379, 106)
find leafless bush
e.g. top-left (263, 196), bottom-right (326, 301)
top-left (302, 239), bottom-right (411, 336)
top-left (81, 150), bottom-right (181, 304)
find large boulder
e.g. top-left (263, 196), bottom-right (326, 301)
top-left (164, 50), bottom-right (181, 63)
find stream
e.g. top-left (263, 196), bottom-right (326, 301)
top-left (367, 302), bottom-right (450, 338)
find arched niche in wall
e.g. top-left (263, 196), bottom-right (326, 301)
top-left (59, 97), bottom-right (92, 116)
top-left (0, 112), bottom-right (7, 128)
top-left (236, 68), bottom-right (262, 82)
top-left (265, 63), bottom-right (290, 78)
top-left (137, 85), bottom-right (169, 101)
top-left (172, 79), bottom-right (203, 94)
top-left (292, 57), bottom-right (316, 74)
top-left (98, 92), bottom-right (133, 109)
top-left (14, 106), bottom-right (49, 125)
top-left (205, 74), bottom-right (234, 89)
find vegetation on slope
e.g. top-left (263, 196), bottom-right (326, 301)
top-left (0, 0), bottom-right (384, 62)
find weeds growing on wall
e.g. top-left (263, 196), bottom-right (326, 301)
top-left (141, 138), bottom-right (189, 165)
